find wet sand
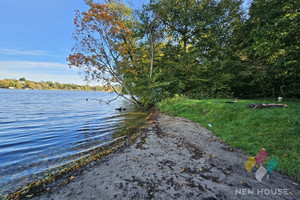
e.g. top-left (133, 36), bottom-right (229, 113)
top-left (31, 112), bottom-right (299, 200)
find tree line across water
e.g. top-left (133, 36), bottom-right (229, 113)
top-left (0, 78), bottom-right (109, 91)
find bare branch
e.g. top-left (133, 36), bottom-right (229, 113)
top-left (105, 94), bottom-right (120, 104)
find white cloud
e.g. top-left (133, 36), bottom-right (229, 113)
top-left (0, 60), bottom-right (88, 85)
top-left (0, 47), bottom-right (49, 56)
top-left (0, 47), bottom-right (64, 58)
top-left (0, 60), bottom-right (68, 70)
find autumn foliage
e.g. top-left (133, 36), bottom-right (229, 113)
top-left (68, 1), bottom-right (139, 104)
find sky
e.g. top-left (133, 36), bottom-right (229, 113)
top-left (0, 0), bottom-right (148, 85)
top-left (0, 0), bottom-right (249, 85)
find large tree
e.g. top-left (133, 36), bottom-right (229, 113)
top-left (237, 0), bottom-right (300, 97)
top-left (68, 0), bottom-right (141, 104)
top-left (149, 0), bottom-right (202, 54)
top-left (146, 0), bottom-right (243, 98)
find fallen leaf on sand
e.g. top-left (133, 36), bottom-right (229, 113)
top-left (70, 176), bottom-right (75, 180)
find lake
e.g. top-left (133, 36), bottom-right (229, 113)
top-left (0, 89), bottom-right (148, 196)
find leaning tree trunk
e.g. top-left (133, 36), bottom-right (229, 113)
top-left (150, 30), bottom-right (154, 79)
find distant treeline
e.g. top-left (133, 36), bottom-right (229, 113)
top-left (0, 78), bottom-right (110, 91)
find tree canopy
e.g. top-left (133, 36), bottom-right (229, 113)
top-left (69, 0), bottom-right (300, 106)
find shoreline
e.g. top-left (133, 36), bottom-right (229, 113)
top-left (4, 126), bottom-right (147, 200)
top-left (6, 110), bottom-right (300, 199)
top-left (0, 88), bottom-right (110, 92)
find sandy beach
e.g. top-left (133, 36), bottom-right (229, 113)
top-left (29, 111), bottom-right (299, 200)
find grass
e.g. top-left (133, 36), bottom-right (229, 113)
top-left (158, 97), bottom-right (300, 181)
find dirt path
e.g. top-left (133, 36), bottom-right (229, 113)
top-left (32, 112), bottom-right (299, 200)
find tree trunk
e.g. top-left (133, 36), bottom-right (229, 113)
top-left (120, 80), bottom-right (141, 105)
top-left (259, 81), bottom-right (266, 97)
top-left (183, 37), bottom-right (187, 54)
top-left (280, 83), bottom-right (284, 97)
top-left (150, 31), bottom-right (154, 79)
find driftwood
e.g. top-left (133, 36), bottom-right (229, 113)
top-left (115, 107), bottom-right (126, 111)
top-left (248, 103), bottom-right (288, 109)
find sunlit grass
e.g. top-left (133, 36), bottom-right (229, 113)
top-left (158, 98), bottom-right (300, 180)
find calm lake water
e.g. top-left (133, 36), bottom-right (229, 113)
top-left (0, 89), bottom-right (148, 196)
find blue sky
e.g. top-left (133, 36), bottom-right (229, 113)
top-left (0, 0), bottom-right (148, 85)
top-left (0, 0), bottom-right (249, 85)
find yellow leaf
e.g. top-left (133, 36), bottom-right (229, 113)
top-left (70, 176), bottom-right (75, 180)
top-left (245, 156), bottom-right (256, 173)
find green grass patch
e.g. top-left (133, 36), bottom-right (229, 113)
top-left (158, 97), bottom-right (300, 180)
